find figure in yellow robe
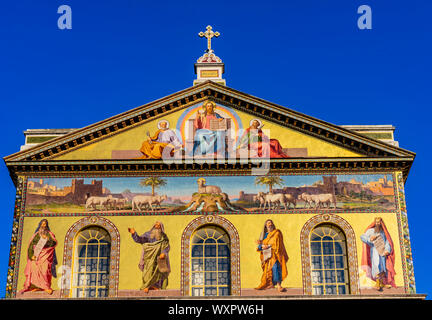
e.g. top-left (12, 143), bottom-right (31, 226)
top-left (138, 120), bottom-right (182, 159)
top-left (255, 219), bottom-right (289, 292)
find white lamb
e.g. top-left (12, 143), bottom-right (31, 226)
top-left (197, 178), bottom-right (222, 194)
top-left (298, 193), bottom-right (316, 208)
top-left (256, 192), bottom-right (287, 210)
top-left (312, 193), bottom-right (337, 209)
top-left (85, 195), bottom-right (113, 211)
top-left (298, 192), bottom-right (336, 209)
top-left (196, 178), bottom-right (228, 201)
top-left (110, 197), bottom-right (127, 210)
top-left (132, 194), bottom-right (167, 211)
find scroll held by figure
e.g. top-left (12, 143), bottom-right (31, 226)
top-left (128, 221), bottom-right (171, 293)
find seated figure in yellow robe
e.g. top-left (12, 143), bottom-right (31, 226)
top-left (255, 219), bottom-right (289, 292)
top-left (138, 120), bottom-right (182, 159)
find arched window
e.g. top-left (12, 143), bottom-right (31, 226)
top-left (310, 224), bottom-right (350, 295)
top-left (190, 225), bottom-right (230, 296)
top-left (70, 226), bottom-right (111, 298)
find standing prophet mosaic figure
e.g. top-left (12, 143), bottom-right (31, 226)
top-left (255, 219), bottom-right (289, 292)
top-left (360, 217), bottom-right (396, 291)
top-left (20, 219), bottom-right (58, 295)
top-left (128, 221), bottom-right (171, 293)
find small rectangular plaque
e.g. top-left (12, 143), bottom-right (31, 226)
top-left (200, 70), bottom-right (219, 78)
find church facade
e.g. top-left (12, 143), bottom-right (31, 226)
top-left (3, 27), bottom-right (420, 299)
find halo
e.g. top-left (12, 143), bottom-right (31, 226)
top-left (157, 120), bottom-right (170, 129)
top-left (202, 100), bottom-right (216, 109)
top-left (249, 119), bottom-right (263, 129)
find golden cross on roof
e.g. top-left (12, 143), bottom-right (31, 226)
top-left (198, 25), bottom-right (220, 52)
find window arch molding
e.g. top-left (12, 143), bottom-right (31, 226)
top-left (60, 216), bottom-right (120, 298)
top-left (181, 215), bottom-right (240, 296)
top-left (300, 214), bottom-right (360, 295)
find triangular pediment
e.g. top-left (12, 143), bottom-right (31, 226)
top-left (4, 81), bottom-right (415, 164)
top-left (46, 100), bottom-right (364, 161)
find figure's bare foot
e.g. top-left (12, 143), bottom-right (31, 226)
top-left (275, 282), bottom-right (285, 293)
top-left (254, 284), bottom-right (273, 290)
top-left (142, 287), bottom-right (149, 293)
top-left (45, 289), bottom-right (53, 295)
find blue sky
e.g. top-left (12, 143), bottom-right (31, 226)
top-left (1, 1), bottom-right (431, 298)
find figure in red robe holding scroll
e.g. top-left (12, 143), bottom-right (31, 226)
top-left (20, 219), bottom-right (58, 295)
top-left (360, 217), bottom-right (396, 291)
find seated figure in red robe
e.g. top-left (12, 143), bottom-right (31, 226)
top-left (237, 119), bottom-right (289, 158)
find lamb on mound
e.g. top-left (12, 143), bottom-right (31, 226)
top-left (180, 178), bottom-right (243, 212)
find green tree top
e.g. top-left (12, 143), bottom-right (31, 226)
top-left (140, 177), bottom-right (167, 196)
top-left (255, 176), bottom-right (284, 193)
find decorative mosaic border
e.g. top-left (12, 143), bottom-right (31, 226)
top-left (180, 215), bottom-right (241, 296)
top-left (10, 162), bottom-right (410, 183)
top-left (395, 171), bottom-right (416, 293)
top-left (18, 169), bottom-right (401, 179)
top-left (23, 208), bottom-right (397, 218)
top-left (60, 216), bottom-right (121, 298)
top-left (300, 213), bottom-right (360, 295)
top-left (5, 176), bottom-right (26, 298)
